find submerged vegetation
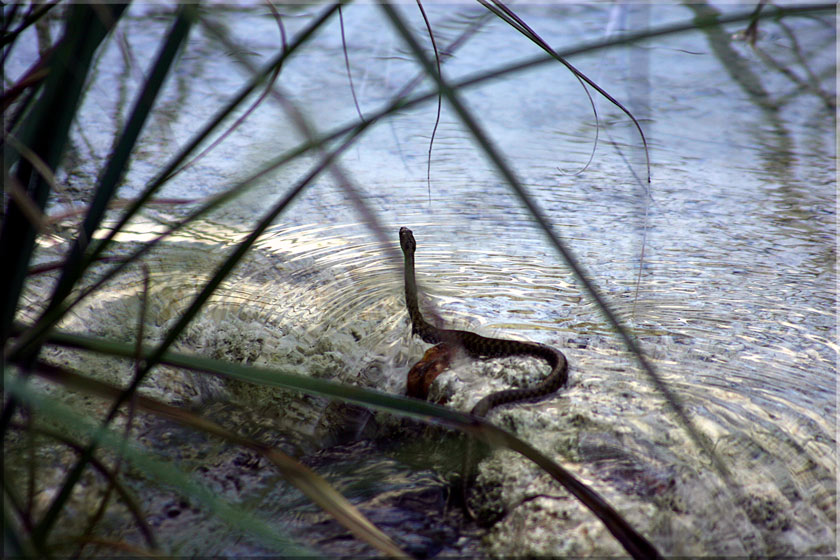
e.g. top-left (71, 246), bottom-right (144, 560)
top-left (2, 1), bottom-right (834, 557)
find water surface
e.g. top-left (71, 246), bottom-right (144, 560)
top-left (10, 2), bottom-right (835, 556)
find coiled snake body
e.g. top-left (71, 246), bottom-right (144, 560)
top-left (400, 227), bottom-right (568, 512)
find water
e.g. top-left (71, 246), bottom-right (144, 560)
top-left (8, 3), bottom-right (835, 556)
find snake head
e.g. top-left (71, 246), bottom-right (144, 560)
top-left (399, 227), bottom-right (416, 254)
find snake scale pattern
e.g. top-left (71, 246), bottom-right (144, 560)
top-left (400, 227), bottom-right (569, 510)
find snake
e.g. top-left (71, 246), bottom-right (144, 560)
top-left (399, 226), bottom-right (568, 513)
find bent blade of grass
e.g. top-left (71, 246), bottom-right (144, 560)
top-left (28, 362), bottom-right (408, 558)
top-left (414, 0), bottom-right (443, 204)
top-left (338, 4), bottom-right (365, 122)
top-left (478, 0), bottom-right (641, 179)
top-left (23, 326), bottom-right (661, 559)
top-left (3, 371), bottom-right (320, 557)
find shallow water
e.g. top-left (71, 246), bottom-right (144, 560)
top-left (8, 2), bottom-right (835, 556)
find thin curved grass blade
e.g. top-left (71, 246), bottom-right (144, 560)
top-left (477, 0), bottom-right (639, 179)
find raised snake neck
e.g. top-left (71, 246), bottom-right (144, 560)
top-left (400, 225), bottom-right (568, 428)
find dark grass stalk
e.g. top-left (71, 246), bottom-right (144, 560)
top-left (338, 4), bottom-right (365, 122)
top-left (4, 132), bottom-right (60, 192)
top-left (2, 71), bottom-right (43, 139)
top-left (4, 465), bottom-right (25, 518)
top-left (0, 2), bottom-right (21, 39)
top-left (3, 172), bottom-right (49, 236)
top-left (1, 3), bottom-right (127, 347)
top-left (414, 0), bottom-right (442, 205)
top-left (0, 48), bottom-right (53, 112)
top-left (0, 1), bottom-right (61, 49)
top-left (478, 0), bottom-right (641, 180)
top-left (2, 478), bottom-right (39, 558)
top-left (742, 0), bottom-right (766, 45)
